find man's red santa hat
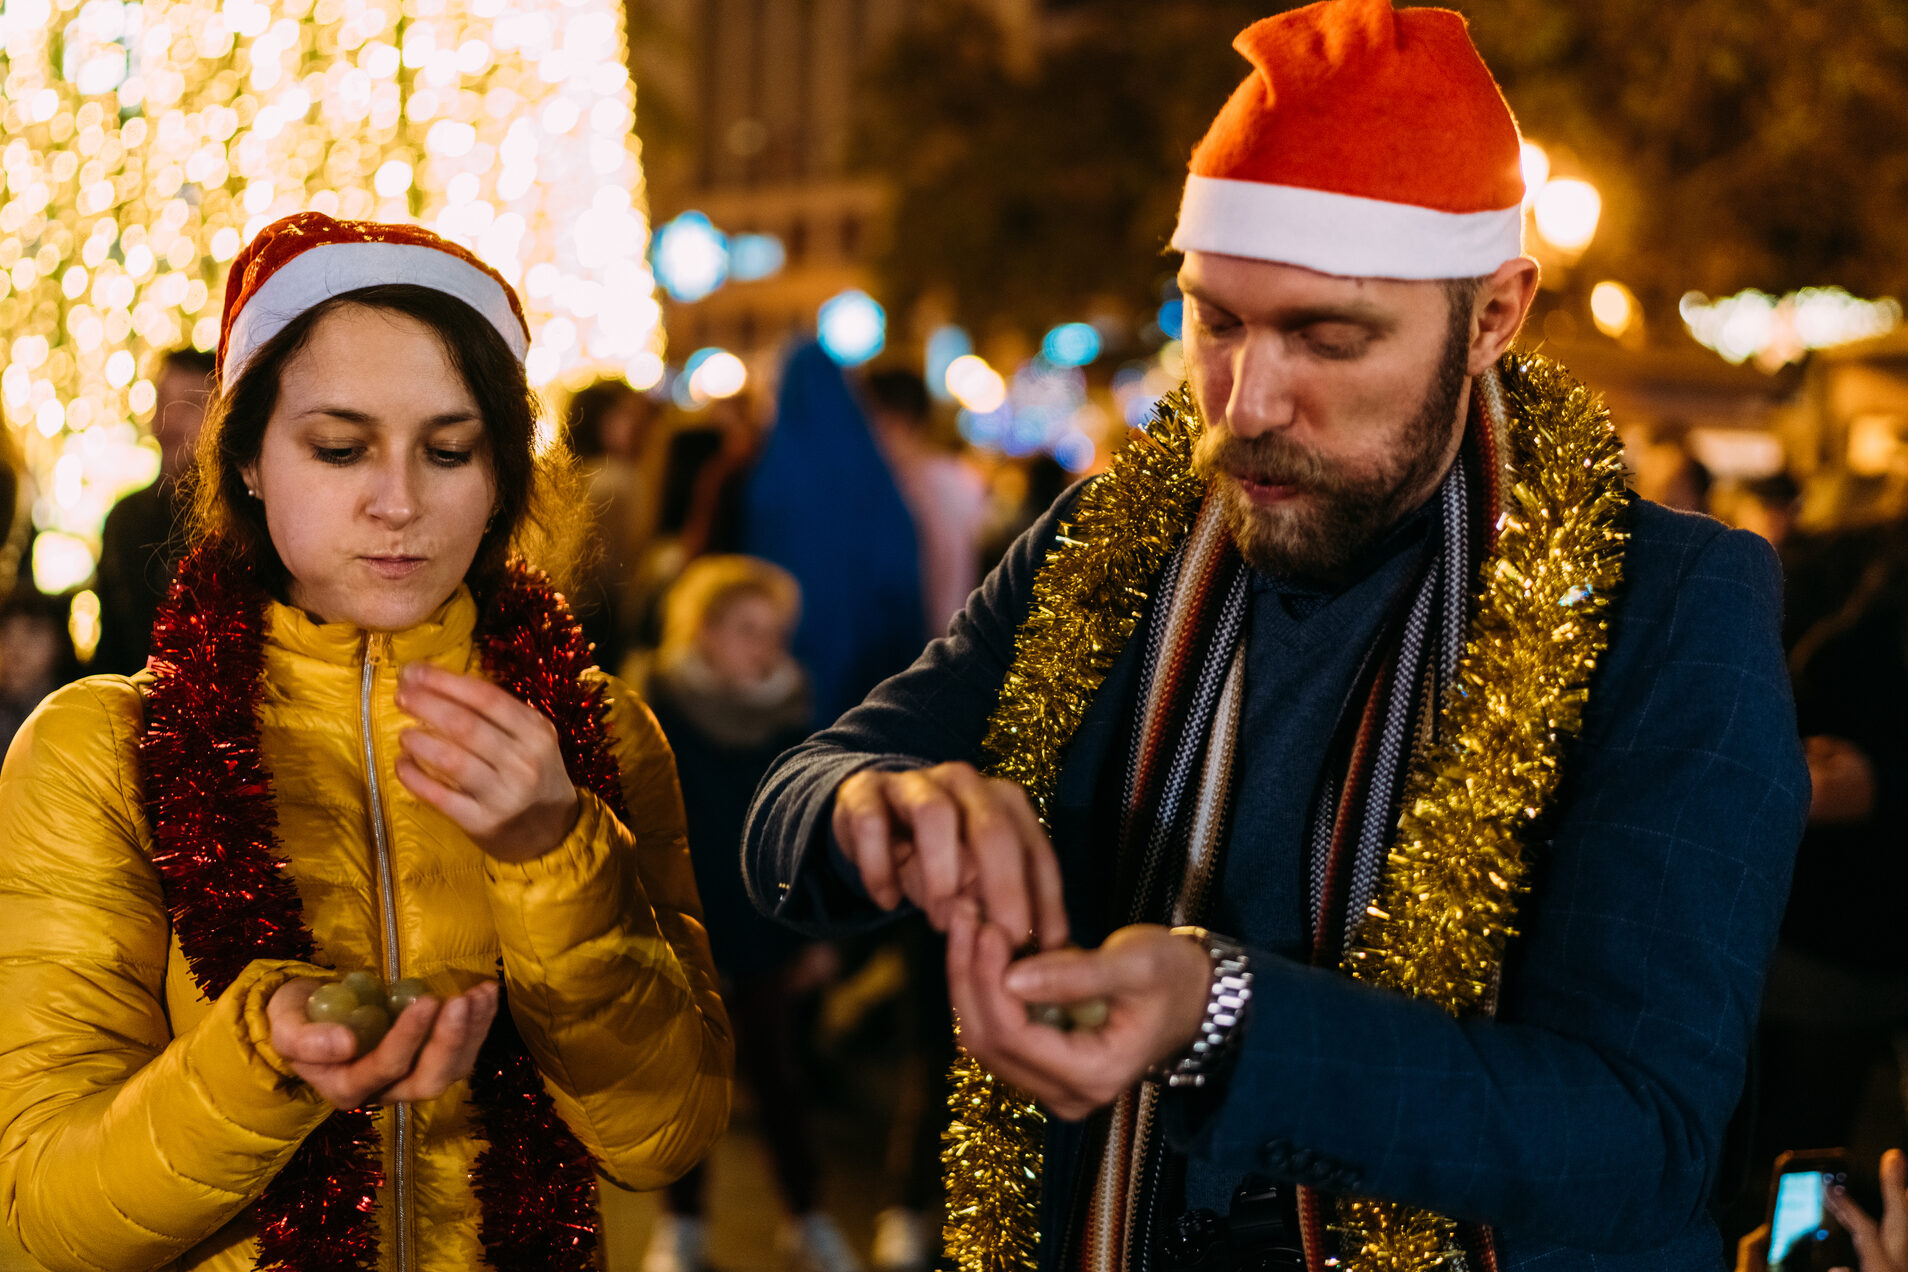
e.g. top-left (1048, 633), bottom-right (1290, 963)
top-left (1171, 0), bottom-right (1526, 280)
top-left (217, 211), bottom-right (530, 386)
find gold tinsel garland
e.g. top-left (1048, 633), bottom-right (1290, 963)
top-left (943, 383), bottom-right (1210, 1272)
top-left (1333, 353), bottom-right (1629, 1269)
top-left (943, 355), bottom-right (1629, 1272)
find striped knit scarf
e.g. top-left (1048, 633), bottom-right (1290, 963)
top-left (1073, 402), bottom-right (1502, 1272)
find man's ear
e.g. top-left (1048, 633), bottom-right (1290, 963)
top-left (1468, 256), bottom-right (1541, 375)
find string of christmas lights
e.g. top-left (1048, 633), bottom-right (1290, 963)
top-left (0, 0), bottom-right (666, 596)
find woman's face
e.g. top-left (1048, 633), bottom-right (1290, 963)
top-left (242, 304), bottom-right (497, 631)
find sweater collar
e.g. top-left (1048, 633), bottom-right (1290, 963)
top-left (264, 585), bottom-right (479, 666)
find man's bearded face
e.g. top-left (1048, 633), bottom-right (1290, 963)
top-left (1182, 254), bottom-right (1476, 583)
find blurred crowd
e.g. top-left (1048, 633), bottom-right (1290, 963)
top-left (4, 351), bottom-right (1907, 1268)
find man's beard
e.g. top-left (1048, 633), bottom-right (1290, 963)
top-left (1192, 321), bottom-right (1471, 585)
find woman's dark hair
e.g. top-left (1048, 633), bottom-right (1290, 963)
top-left (189, 284), bottom-right (583, 596)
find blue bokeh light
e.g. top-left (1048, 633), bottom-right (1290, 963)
top-left (651, 212), bottom-right (729, 302)
top-left (1041, 322), bottom-right (1102, 368)
top-left (1157, 299), bottom-right (1185, 341)
top-left (728, 233), bottom-right (786, 282)
top-left (817, 290), bottom-right (887, 366)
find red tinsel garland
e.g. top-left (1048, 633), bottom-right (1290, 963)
top-left (142, 544), bottom-right (611, 1271)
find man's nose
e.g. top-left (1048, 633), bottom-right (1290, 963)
top-left (1226, 335), bottom-right (1298, 439)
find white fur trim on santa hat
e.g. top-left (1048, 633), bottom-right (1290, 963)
top-left (223, 240), bottom-right (529, 384)
top-left (1171, 174), bottom-right (1525, 280)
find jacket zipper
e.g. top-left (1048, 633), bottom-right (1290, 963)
top-left (361, 634), bottom-right (412, 1272)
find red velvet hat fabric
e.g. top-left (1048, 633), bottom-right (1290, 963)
top-left (1171, 0), bottom-right (1527, 278)
top-left (1193, 0), bottom-right (1523, 213)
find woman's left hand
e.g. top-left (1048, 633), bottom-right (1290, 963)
top-left (394, 661), bottom-right (580, 863)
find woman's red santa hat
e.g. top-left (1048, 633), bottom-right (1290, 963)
top-left (1172, 0), bottom-right (1527, 280)
top-left (217, 211), bottom-right (531, 387)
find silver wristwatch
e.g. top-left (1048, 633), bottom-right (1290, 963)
top-left (1152, 926), bottom-right (1254, 1088)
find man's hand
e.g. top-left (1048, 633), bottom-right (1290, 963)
top-left (267, 978), bottom-right (501, 1109)
top-left (1806, 735), bottom-right (1877, 826)
top-left (394, 662), bottom-right (581, 862)
top-left (831, 762), bottom-right (1068, 949)
top-left (945, 903), bottom-right (1213, 1120)
top-left (1827, 1147), bottom-right (1908, 1272)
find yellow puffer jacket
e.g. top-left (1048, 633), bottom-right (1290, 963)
top-left (0, 586), bottom-right (732, 1271)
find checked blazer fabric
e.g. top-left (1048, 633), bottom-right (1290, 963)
top-left (743, 483), bottom-right (1809, 1271)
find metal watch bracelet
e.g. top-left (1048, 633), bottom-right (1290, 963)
top-left (1150, 926), bottom-right (1254, 1089)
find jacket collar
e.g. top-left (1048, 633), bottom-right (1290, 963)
top-left (264, 585), bottom-right (479, 666)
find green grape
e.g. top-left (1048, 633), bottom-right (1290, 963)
top-left (386, 978), bottom-right (430, 1015)
top-left (341, 971), bottom-right (385, 1008)
top-left (306, 982), bottom-right (361, 1025)
top-left (345, 1003), bottom-right (392, 1053)
top-left (1067, 997), bottom-right (1110, 1031)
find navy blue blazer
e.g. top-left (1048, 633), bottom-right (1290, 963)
top-left (744, 483), bottom-right (1809, 1269)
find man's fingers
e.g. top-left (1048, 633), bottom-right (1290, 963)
top-left (993, 782), bottom-right (1069, 949)
top-left (1000, 947), bottom-right (1112, 1004)
top-left (834, 774), bottom-right (902, 908)
top-left (944, 772), bottom-right (1033, 943)
top-left (946, 899), bottom-right (986, 1054)
top-left (892, 769), bottom-right (965, 912)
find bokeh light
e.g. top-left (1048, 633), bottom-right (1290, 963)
top-left (1589, 280), bottom-right (1639, 339)
top-left (944, 354), bottom-right (1006, 414)
top-left (1040, 322), bottom-right (1101, 368)
top-left (727, 232), bottom-right (785, 283)
top-left (3, 0), bottom-right (664, 593)
top-left (1681, 287), bottom-right (1902, 368)
top-left (816, 289), bottom-right (886, 366)
top-left (924, 324), bottom-right (972, 403)
top-left (653, 211), bottom-right (729, 302)
top-left (1533, 178), bottom-right (1602, 253)
top-left (685, 348), bottom-right (746, 402)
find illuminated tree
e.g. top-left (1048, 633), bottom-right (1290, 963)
top-left (0, 0), bottom-right (665, 594)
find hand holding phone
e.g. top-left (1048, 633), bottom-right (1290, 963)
top-left (1768, 1148), bottom-right (1856, 1272)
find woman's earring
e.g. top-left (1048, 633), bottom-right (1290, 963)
top-left (245, 486), bottom-right (260, 499)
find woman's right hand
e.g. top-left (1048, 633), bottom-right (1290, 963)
top-left (266, 979), bottom-right (501, 1109)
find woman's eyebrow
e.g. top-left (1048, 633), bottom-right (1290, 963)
top-left (295, 407), bottom-right (482, 427)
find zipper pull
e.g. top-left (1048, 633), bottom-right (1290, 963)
top-left (364, 632), bottom-right (390, 670)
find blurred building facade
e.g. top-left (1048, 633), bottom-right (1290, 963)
top-left (630, 0), bottom-right (1041, 365)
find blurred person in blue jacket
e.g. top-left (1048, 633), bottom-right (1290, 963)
top-left (741, 2), bottom-right (1808, 1268)
top-left (744, 342), bottom-right (921, 730)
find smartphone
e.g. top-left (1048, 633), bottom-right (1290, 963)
top-left (1767, 1148), bottom-right (1856, 1272)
